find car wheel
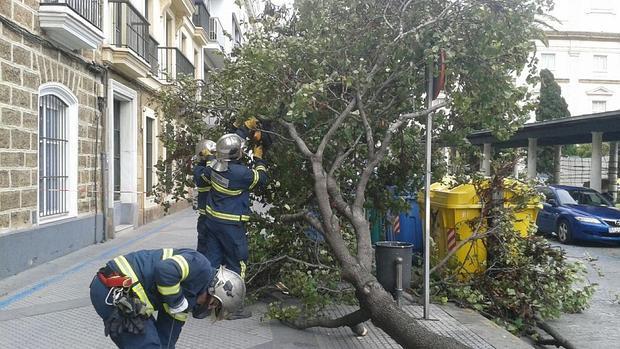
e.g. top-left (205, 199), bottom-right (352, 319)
top-left (557, 220), bottom-right (572, 244)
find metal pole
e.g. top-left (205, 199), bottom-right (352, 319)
top-left (424, 62), bottom-right (434, 320)
top-left (395, 257), bottom-right (403, 308)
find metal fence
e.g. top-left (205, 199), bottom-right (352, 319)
top-left (38, 95), bottom-right (69, 218)
top-left (41, 0), bottom-right (102, 29)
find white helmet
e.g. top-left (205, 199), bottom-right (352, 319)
top-left (212, 134), bottom-right (245, 171)
top-left (195, 139), bottom-right (216, 161)
top-left (209, 266), bottom-right (246, 316)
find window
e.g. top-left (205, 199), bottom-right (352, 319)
top-left (39, 95), bottom-right (68, 217)
top-left (232, 14), bottom-right (242, 45)
top-left (145, 117), bottom-right (154, 196)
top-left (38, 83), bottom-right (78, 221)
top-left (592, 100), bottom-right (607, 113)
top-left (114, 100), bottom-right (121, 201)
top-left (181, 33), bottom-right (187, 54)
top-left (541, 53), bottom-right (555, 70)
top-left (593, 55), bottom-right (607, 72)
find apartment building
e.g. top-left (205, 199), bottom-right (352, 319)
top-left (533, 0), bottom-right (620, 116)
top-left (0, 0), bottom-right (255, 278)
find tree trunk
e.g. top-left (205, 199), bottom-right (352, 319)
top-left (609, 142), bottom-right (618, 202)
top-left (346, 265), bottom-right (470, 349)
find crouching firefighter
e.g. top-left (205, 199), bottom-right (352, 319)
top-left (194, 129), bottom-right (268, 319)
top-left (90, 248), bottom-right (245, 348)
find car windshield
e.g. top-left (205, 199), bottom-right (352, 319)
top-left (555, 189), bottom-right (578, 205)
top-left (568, 190), bottom-right (613, 207)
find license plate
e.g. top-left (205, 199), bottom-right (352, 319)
top-left (609, 227), bottom-right (620, 234)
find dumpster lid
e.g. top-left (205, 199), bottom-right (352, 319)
top-left (375, 241), bottom-right (413, 248)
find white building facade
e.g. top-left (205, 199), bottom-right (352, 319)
top-left (534, 0), bottom-right (620, 117)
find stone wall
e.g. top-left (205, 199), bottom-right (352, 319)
top-left (0, 1), bottom-right (102, 232)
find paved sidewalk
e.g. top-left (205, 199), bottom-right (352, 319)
top-left (0, 209), bottom-right (531, 348)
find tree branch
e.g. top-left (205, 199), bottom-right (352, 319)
top-left (280, 120), bottom-right (314, 157)
top-left (317, 98), bottom-right (357, 157)
top-left (394, 1), bottom-right (460, 43)
top-left (283, 308), bottom-right (370, 330)
top-left (356, 92), bottom-right (375, 158)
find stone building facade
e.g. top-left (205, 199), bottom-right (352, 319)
top-left (0, 0), bottom-right (255, 279)
top-left (0, 1), bottom-right (104, 278)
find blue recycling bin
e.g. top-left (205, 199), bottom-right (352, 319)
top-left (386, 196), bottom-right (423, 253)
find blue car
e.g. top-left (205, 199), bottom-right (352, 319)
top-left (536, 185), bottom-right (620, 244)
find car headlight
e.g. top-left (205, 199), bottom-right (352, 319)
top-left (575, 216), bottom-right (601, 224)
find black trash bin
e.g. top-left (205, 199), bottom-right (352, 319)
top-left (375, 241), bottom-right (413, 299)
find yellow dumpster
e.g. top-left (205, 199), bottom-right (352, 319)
top-left (419, 179), bottom-right (540, 275)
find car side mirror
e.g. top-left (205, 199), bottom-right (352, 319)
top-left (547, 199), bottom-right (558, 207)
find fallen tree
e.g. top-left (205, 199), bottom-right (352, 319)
top-left (153, 0), bottom-right (556, 347)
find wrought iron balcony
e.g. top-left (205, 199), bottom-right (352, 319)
top-left (147, 35), bottom-right (159, 77)
top-left (109, 0), bottom-right (151, 63)
top-left (158, 47), bottom-right (194, 81)
top-left (193, 1), bottom-right (210, 30)
top-left (40, 0), bottom-right (101, 28)
top-left (39, 0), bottom-right (104, 49)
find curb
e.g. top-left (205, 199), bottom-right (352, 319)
top-left (439, 303), bottom-right (534, 349)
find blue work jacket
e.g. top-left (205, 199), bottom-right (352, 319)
top-left (193, 159), bottom-right (268, 224)
top-left (108, 248), bottom-right (215, 321)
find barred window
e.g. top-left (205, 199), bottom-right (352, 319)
top-left (39, 95), bottom-right (69, 218)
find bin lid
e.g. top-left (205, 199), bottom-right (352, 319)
top-left (375, 241), bottom-right (413, 248)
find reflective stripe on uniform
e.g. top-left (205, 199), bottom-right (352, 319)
top-left (163, 303), bottom-right (188, 322)
top-left (240, 261), bottom-right (246, 279)
top-left (197, 186), bottom-right (211, 192)
top-left (157, 283), bottom-right (181, 296)
top-left (204, 205), bottom-right (250, 222)
top-left (249, 170), bottom-right (260, 190)
top-left (211, 181), bottom-right (243, 196)
top-left (162, 248), bottom-right (174, 260)
top-left (255, 165), bottom-right (267, 172)
top-left (170, 255), bottom-right (190, 281)
top-left (113, 256), bottom-right (155, 315)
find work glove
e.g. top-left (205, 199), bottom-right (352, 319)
top-left (253, 145), bottom-right (264, 159)
top-left (104, 308), bottom-right (125, 337)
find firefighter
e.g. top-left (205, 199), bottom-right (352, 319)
top-left (90, 248), bottom-right (245, 348)
top-left (193, 123), bottom-right (268, 319)
top-left (194, 139), bottom-right (216, 253)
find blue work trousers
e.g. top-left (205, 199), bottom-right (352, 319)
top-left (197, 215), bottom-right (248, 275)
top-left (89, 276), bottom-right (184, 349)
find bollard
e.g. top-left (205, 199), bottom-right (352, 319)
top-left (395, 257), bottom-right (403, 308)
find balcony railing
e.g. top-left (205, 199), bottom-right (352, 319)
top-left (41, 0), bottom-right (102, 29)
top-left (158, 47), bottom-right (194, 80)
top-left (208, 17), bottom-right (226, 48)
top-left (147, 35), bottom-right (159, 76)
top-left (109, 0), bottom-right (152, 64)
top-left (193, 1), bottom-right (210, 30)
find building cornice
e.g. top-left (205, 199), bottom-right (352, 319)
top-left (545, 31), bottom-right (620, 42)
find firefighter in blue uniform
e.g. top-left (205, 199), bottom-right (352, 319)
top-left (90, 248), bottom-right (245, 348)
top-left (193, 120), bottom-right (268, 319)
top-left (194, 139), bottom-right (216, 253)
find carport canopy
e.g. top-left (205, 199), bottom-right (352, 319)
top-left (466, 110), bottom-right (620, 193)
top-left (468, 110), bottom-right (620, 148)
